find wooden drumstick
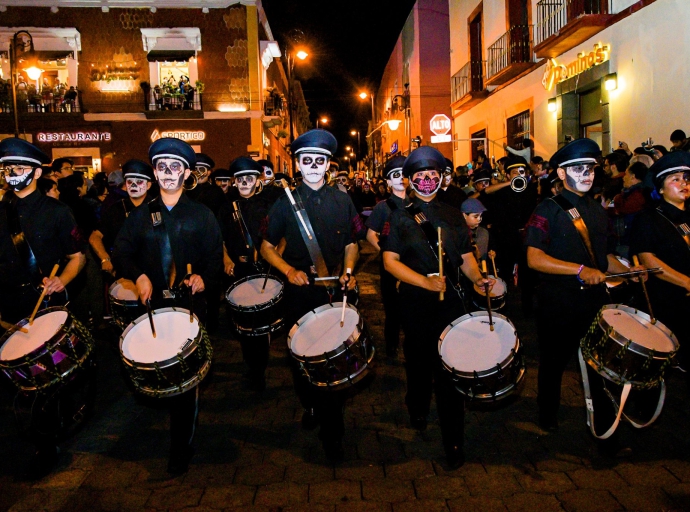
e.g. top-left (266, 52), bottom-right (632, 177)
top-left (187, 263), bottom-right (194, 323)
top-left (146, 299), bottom-right (157, 338)
top-left (340, 267), bottom-right (351, 328)
top-left (29, 264), bottom-right (60, 326)
top-left (482, 260), bottom-right (494, 332)
top-left (261, 266), bottom-right (272, 294)
top-left (0, 319), bottom-right (28, 333)
top-left (490, 252), bottom-right (498, 277)
top-left (632, 255), bottom-right (655, 324)
top-left (438, 227), bottom-right (444, 301)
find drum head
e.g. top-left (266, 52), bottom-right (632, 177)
top-left (440, 315), bottom-right (515, 372)
top-left (122, 310), bottom-right (199, 364)
top-left (474, 276), bottom-right (506, 297)
top-left (0, 310), bottom-right (68, 361)
top-left (290, 307), bottom-right (359, 357)
top-left (227, 277), bottom-right (282, 307)
top-left (601, 308), bottom-right (676, 353)
top-left (110, 280), bottom-right (139, 301)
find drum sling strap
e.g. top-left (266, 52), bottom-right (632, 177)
top-left (549, 194), bottom-right (598, 269)
top-left (4, 199), bottom-right (45, 288)
top-left (231, 200), bottom-right (256, 263)
top-left (655, 207), bottom-right (690, 250)
top-left (289, 189), bottom-right (330, 280)
top-left (147, 199), bottom-right (177, 295)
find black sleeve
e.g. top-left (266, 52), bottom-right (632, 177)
top-left (55, 204), bottom-right (86, 256)
top-left (365, 201), bottom-right (390, 233)
top-left (382, 210), bottom-right (405, 256)
top-left (629, 211), bottom-right (658, 256)
top-left (264, 198), bottom-right (288, 247)
top-left (523, 202), bottom-right (552, 251)
top-left (113, 210), bottom-right (146, 283)
top-left (198, 210), bottom-right (224, 287)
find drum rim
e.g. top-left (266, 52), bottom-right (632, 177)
top-left (119, 307), bottom-right (202, 368)
top-left (472, 275), bottom-right (507, 297)
top-left (0, 306), bottom-right (73, 366)
top-left (309, 343), bottom-right (376, 388)
top-left (597, 304), bottom-right (679, 357)
top-left (287, 302), bottom-right (363, 362)
top-left (225, 274), bottom-right (284, 311)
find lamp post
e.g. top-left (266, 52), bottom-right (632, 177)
top-left (10, 30), bottom-right (42, 138)
top-left (350, 129), bottom-right (360, 158)
top-left (316, 116), bottom-right (328, 129)
top-left (358, 91), bottom-right (375, 124)
top-left (284, 34), bottom-right (308, 175)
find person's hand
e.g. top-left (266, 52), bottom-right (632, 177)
top-left (488, 250), bottom-right (496, 259)
top-left (184, 274), bottom-right (205, 294)
top-left (340, 272), bottom-right (357, 291)
top-left (620, 141), bottom-right (630, 152)
top-left (475, 275), bottom-right (495, 292)
top-left (579, 266), bottom-right (607, 285)
top-left (286, 267), bottom-right (309, 286)
top-left (627, 264), bottom-right (648, 283)
top-left (424, 275), bottom-right (446, 293)
top-left (136, 274), bottom-right (153, 303)
top-left (42, 276), bottom-right (65, 295)
top-left (101, 259), bottom-right (114, 275)
top-left (224, 259), bottom-right (235, 276)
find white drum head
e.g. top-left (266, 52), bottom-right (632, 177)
top-left (440, 315), bottom-right (515, 372)
top-left (475, 276), bottom-right (506, 297)
top-left (0, 310), bottom-right (68, 361)
top-left (122, 310), bottom-right (199, 363)
top-left (111, 280), bottom-right (139, 301)
top-left (602, 308), bottom-right (675, 352)
top-left (290, 307), bottom-right (359, 357)
top-left (227, 277), bottom-right (282, 307)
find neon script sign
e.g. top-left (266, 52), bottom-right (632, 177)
top-left (542, 43), bottom-right (610, 91)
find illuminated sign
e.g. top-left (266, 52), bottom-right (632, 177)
top-left (37, 131), bottom-right (111, 143)
top-left (542, 43), bottom-right (610, 91)
top-left (150, 129), bottom-right (206, 143)
top-left (430, 114), bottom-right (451, 136)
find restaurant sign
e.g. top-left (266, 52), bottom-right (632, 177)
top-left (542, 43), bottom-right (610, 91)
top-left (37, 131), bottom-right (111, 143)
top-left (150, 129), bottom-right (206, 143)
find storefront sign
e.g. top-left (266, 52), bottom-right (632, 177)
top-left (542, 43), bottom-right (610, 91)
top-left (37, 131), bottom-right (111, 143)
top-left (150, 129), bottom-right (206, 143)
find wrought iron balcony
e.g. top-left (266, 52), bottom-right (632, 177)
top-left (451, 60), bottom-right (487, 107)
top-left (486, 25), bottom-right (534, 86)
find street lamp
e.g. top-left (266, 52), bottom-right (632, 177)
top-left (9, 30), bottom-right (43, 138)
top-left (358, 91), bottom-right (375, 124)
top-left (316, 116), bottom-right (328, 128)
top-left (283, 30), bottom-right (309, 174)
top-left (350, 129), bottom-right (361, 158)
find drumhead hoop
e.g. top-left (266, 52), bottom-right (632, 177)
top-left (0, 308), bottom-right (69, 361)
top-left (226, 275), bottom-right (283, 307)
top-left (473, 276), bottom-right (507, 297)
top-left (599, 304), bottom-right (678, 354)
top-left (288, 303), bottom-right (360, 358)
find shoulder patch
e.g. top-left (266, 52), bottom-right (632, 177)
top-left (527, 213), bottom-right (549, 234)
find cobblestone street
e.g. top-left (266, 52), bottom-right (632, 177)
top-left (2, 241), bottom-right (690, 511)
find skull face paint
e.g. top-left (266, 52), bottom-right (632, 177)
top-left (154, 158), bottom-right (187, 192)
top-left (442, 172), bottom-right (452, 187)
top-left (235, 174), bottom-right (258, 197)
top-left (298, 153), bottom-right (329, 184)
top-left (564, 164), bottom-right (594, 193)
top-left (3, 165), bottom-right (36, 191)
top-left (387, 170), bottom-right (405, 192)
top-left (411, 170), bottom-right (441, 197)
top-left (126, 177), bottom-right (148, 199)
top-left (261, 166), bottom-right (274, 185)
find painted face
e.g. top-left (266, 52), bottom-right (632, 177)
top-left (474, 180), bottom-right (489, 191)
top-left (386, 170), bottom-right (405, 192)
top-left (3, 165), bottom-right (36, 191)
top-left (261, 166), bottom-right (274, 185)
top-left (235, 173), bottom-right (258, 197)
top-left (411, 169), bottom-right (441, 197)
top-left (297, 153), bottom-right (329, 184)
top-left (509, 166), bottom-right (527, 179)
top-left (154, 158), bottom-right (188, 192)
top-left (215, 178), bottom-right (230, 193)
top-left (463, 212), bottom-right (483, 230)
top-left (443, 172), bottom-right (452, 187)
top-left (564, 163), bottom-right (594, 193)
top-left (661, 171), bottom-right (690, 204)
top-left (126, 177), bottom-right (148, 199)
top-left (195, 165), bottom-right (210, 184)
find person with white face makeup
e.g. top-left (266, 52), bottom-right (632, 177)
top-left (257, 158), bottom-right (282, 206)
top-left (187, 153), bottom-right (226, 216)
top-left (525, 138), bottom-right (645, 457)
top-left (261, 129), bottom-right (362, 462)
top-left (212, 168), bottom-right (233, 194)
top-left (437, 157), bottom-right (467, 211)
top-left (113, 137), bottom-right (223, 475)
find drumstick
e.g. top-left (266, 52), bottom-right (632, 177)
top-left (280, 179), bottom-right (312, 240)
top-left (632, 255), bottom-right (655, 324)
top-left (187, 263), bottom-right (194, 323)
top-left (0, 319), bottom-right (28, 333)
top-left (604, 268), bottom-right (661, 279)
top-left (340, 267), bottom-right (351, 328)
top-left (490, 252), bottom-right (498, 277)
top-left (146, 299), bottom-right (157, 338)
top-left (261, 266), bottom-right (272, 293)
top-left (29, 264), bottom-right (60, 326)
top-left (438, 227), bottom-right (444, 302)
top-left (482, 260), bottom-right (494, 332)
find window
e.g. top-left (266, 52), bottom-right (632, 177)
top-left (507, 109), bottom-right (531, 149)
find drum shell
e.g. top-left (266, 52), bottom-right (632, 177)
top-left (581, 304), bottom-right (678, 388)
top-left (108, 280), bottom-right (141, 329)
top-left (0, 307), bottom-right (94, 392)
top-left (226, 275), bottom-right (284, 336)
top-left (439, 311), bottom-right (525, 401)
top-left (471, 276), bottom-right (507, 311)
top-left (119, 307), bottom-right (212, 398)
top-left (288, 303), bottom-right (375, 390)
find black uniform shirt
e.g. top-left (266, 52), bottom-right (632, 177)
top-left (264, 183), bottom-right (360, 272)
top-left (0, 189), bottom-right (85, 287)
top-left (384, 197), bottom-right (472, 295)
top-left (437, 185), bottom-right (468, 211)
top-left (261, 182), bottom-right (284, 208)
top-left (218, 193), bottom-right (271, 263)
top-left (366, 194), bottom-right (407, 252)
top-left (188, 181), bottom-right (226, 216)
top-left (524, 189), bottom-right (614, 285)
top-left (629, 200), bottom-right (690, 301)
top-left (113, 194), bottom-right (223, 293)
top-left (97, 195), bottom-right (148, 254)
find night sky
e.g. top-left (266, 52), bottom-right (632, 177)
top-left (262, 0), bottom-right (417, 161)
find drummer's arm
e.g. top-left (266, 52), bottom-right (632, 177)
top-left (89, 229), bottom-right (114, 274)
top-left (460, 251), bottom-right (491, 289)
top-left (43, 251), bottom-right (85, 295)
top-left (606, 254), bottom-right (646, 282)
top-left (366, 228), bottom-right (381, 253)
top-left (383, 251), bottom-right (444, 292)
top-left (223, 245), bottom-right (235, 276)
top-left (261, 239), bottom-right (308, 286)
top-left (340, 242), bottom-right (359, 290)
top-left (527, 246), bottom-right (606, 285)
top-left (638, 252), bottom-right (690, 292)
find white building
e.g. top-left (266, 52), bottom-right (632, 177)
top-left (449, 0), bottom-right (690, 165)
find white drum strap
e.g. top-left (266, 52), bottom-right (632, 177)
top-left (578, 348), bottom-right (666, 439)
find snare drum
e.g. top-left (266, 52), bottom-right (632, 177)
top-left (439, 311), bottom-right (525, 401)
top-left (472, 276), bottom-right (507, 311)
top-left (226, 275), bottom-right (284, 336)
top-left (119, 307), bottom-right (212, 398)
top-left (108, 279), bottom-right (141, 328)
top-left (288, 303), bottom-right (375, 389)
top-left (0, 307), bottom-right (94, 392)
top-left (580, 304), bottom-right (678, 388)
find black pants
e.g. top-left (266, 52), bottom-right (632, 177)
top-left (380, 260), bottom-right (402, 355)
top-left (168, 386), bottom-right (199, 459)
top-left (400, 288), bottom-right (466, 451)
top-left (239, 333), bottom-right (270, 380)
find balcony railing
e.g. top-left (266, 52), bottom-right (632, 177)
top-left (451, 60), bottom-right (485, 104)
top-left (486, 25), bottom-right (533, 80)
top-left (534, 0), bottom-right (609, 46)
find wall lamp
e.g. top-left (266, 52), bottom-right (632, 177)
top-left (548, 98), bottom-right (557, 112)
top-left (604, 72), bottom-right (618, 91)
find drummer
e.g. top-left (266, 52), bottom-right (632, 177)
top-left (218, 156), bottom-right (273, 391)
top-left (461, 197), bottom-right (492, 264)
top-left (630, 151), bottom-right (690, 381)
top-left (382, 146), bottom-right (490, 469)
top-left (187, 153), bottom-right (226, 216)
top-left (524, 138), bottom-right (643, 456)
top-left (0, 137), bottom-right (88, 479)
top-left (260, 129), bottom-right (361, 462)
top-left (113, 137), bottom-right (223, 474)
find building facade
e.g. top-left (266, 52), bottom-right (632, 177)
top-left (0, 0), bottom-right (309, 175)
top-left (449, 0), bottom-right (690, 166)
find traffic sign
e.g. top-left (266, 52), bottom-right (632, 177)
top-left (430, 114), bottom-right (451, 136)
top-left (430, 134), bottom-right (452, 143)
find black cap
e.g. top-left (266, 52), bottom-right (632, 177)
top-left (0, 138), bottom-right (50, 167)
top-left (229, 157), bottom-right (262, 177)
top-left (212, 168), bottom-right (232, 179)
top-left (383, 155), bottom-right (407, 178)
top-left (473, 170), bottom-right (491, 183)
top-left (547, 169), bottom-right (562, 184)
top-left (291, 129), bottom-right (338, 157)
top-left (549, 138), bottom-right (600, 170)
top-left (329, 159), bottom-right (340, 170)
top-left (274, 172), bottom-right (289, 182)
top-left (505, 155), bottom-right (529, 171)
top-left (195, 153), bottom-right (215, 169)
top-left (645, 151), bottom-right (690, 190)
top-left (257, 159), bottom-right (273, 170)
top-left (402, 146), bottom-right (446, 178)
top-left (149, 137), bottom-right (196, 169)
top-left (444, 158), bottom-right (453, 174)
top-left (122, 159), bottom-right (154, 181)
top-left (337, 170), bottom-right (349, 178)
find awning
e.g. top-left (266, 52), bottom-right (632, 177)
top-left (147, 50), bottom-right (195, 63)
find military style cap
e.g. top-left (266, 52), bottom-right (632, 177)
top-left (229, 156), bottom-right (262, 177)
top-left (329, 158), bottom-right (340, 170)
top-left (473, 170), bottom-right (491, 183)
top-left (549, 138), bottom-right (600, 170)
top-left (212, 168), bottom-right (232, 179)
top-left (195, 153), bottom-right (215, 169)
top-left (0, 138), bottom-right (50, 167)
top-left (444, 158), bottom-right (453, 174)
top-left (291, 129), bottom-right (338, 157)
top-left (460, 198), bottom-right (487, 214)
top-left (645, 151), bottom-right (690, 190)
top-left (505, 155), bottom-right (529, 171)
top-left (257, 159), bottom-right (273, 170)
top-left (149, 137), bottom-right (196, 169)
top-left (402, 146), bottom-right (446, 178)
top-left (383, 155), bottom-right (407, 178)
top-left (122, 159), bottom-right (154, 181)
top-left (336, 170), bottom-right (349, 178)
